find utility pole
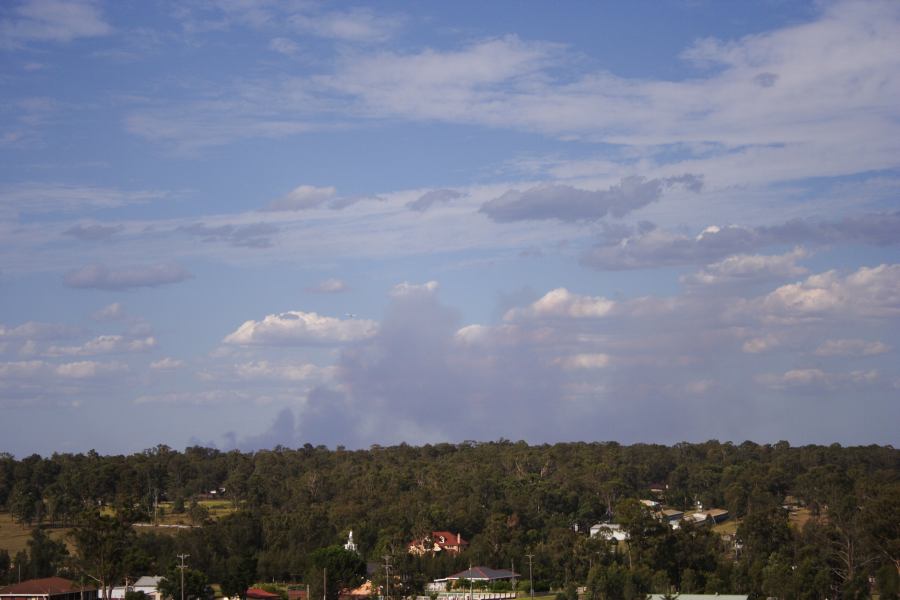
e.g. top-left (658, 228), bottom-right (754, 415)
top-left (382, 555), bottom-right (392, 600)
top-left (177, 554), bottom-right (190, 600)
top-left (323, 568), bottom-right (327, 600)
top-left (525, 554), bottom-right (534, 600)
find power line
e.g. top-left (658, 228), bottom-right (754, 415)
top-left (177, 554), bottom-right (190, 600)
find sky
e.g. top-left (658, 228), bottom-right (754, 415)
top-left (1, 0), bottom-right (899, 456)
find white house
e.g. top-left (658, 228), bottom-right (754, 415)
top-left (589, 523), bottom-right (628, 542)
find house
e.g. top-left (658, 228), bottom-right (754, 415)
top-left (246, 589), bottom-right (280, 600)
top-left (589, 523), bottom-right (628, 542)
top-left (648, 595), bottom-right (747, 600)
top-left (685, 507), bottom-right (729, 525)
top-left (660, 509), bottom-right (684, 524)
top-left (428, 568), bottom-right (518, 592)
top-left (408, 531), bottom-right (468, 555)
top-left (108, 575), bottom-right (163, 600)
top-left (0, 578), bottom-right (98, 600)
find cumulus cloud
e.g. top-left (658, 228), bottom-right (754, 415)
top-left (263, 185), bottom-right (336, 211)
top-left (223, 311), bottom-right (377, 345)
top-left (62, 223), bottom-right (124, 241)
top-left (307, 278), bottom-right (348, 293)
top-left (753, 264), bottom-right (900, 320)
top-left (480, 175), bottom-right (702, 223)
top-left (814, 339), bottom-right (891, 357)
top-left (1, 0), bottom-right (112, 47)
top-left (91, 302), bottom-right (125, 321)
top-left (406, 189), bottom-right (463, 212)
top-left (504, 288), bottom-right (615, 321)
top-left (681, 247), bottom-right (808, 286)
top-left (179, 222), bottom-right (278, 248)
top-left (64, 263), bottom-right (192, 290)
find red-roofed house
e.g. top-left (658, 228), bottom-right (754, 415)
top-left (0, 578), bottom-right (98, 600)
top-left (408, 531), bottom-right (468, 555)
top-left (246, 589), bottom-right (280, 600)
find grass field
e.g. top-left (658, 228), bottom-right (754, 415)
top-left (0, 511), bottom-right (73, 555)
top-left (149, 499), bottom-right (238, 525)
top-left (0, 499), bottom-right (239, 552)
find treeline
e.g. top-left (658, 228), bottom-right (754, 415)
top-left (0, 441), bottom-right (898, 600)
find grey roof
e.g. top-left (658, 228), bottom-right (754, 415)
top-left (443, 567), bottom-right (519, 581)
top-left (133, 577), bottom-right (163, 589)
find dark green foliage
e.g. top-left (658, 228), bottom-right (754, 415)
top-left (69, 511), bottom-right (136, 600)
top-left (158, 566), bottom-right (210, 600)
top-left (125, 592), bottom-right (149, 600)
top-left (25, 527), bottom-right (69, 578)
top-left (0, 441), bottom-right (896, 600)
top-left (0, 548), bottom-right (11, 585)
top-left (306, 546), bottom-right (366, 600)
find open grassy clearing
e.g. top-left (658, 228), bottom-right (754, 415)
top-left (0, 511), bottom-right (73, 555)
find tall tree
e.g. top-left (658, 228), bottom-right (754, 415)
top-left (306, 546), bottom-right (366, 600)
top-left (69, 512), bottom-right (135, 600)
top-left (26, 527), bottom-right (69, 578)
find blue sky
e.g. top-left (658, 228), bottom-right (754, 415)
top-left (2, 0), bottom-right (899, 456)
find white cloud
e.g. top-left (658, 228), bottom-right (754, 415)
top-left (91, 302), bottom-right (126, 321)
top-left (505, 288), bottom-right (615, 321)
top-left (814, 339), bottom-right (891, 357)
top-left (269, 37), bottom-right (299, 56)
top-left (64, 263), bottom-right (192, 290)
top-left (0, 321), bottom-right (79, 340)
top-left (307, 278), bottom-right (348, 293)
top-left (46, 335), bottom-right (155, 357)
top-left (480, 175), bottom-right (701, 223)
top-left (0, 183), bottom-right (164, 217)
top-left (150, 357), bottom-right (184, 370)
top-left (1, 0), bottom-right (111, 47)
top-left (134, 390), bottom-right (263, 406)
top-left (755, 264), bottom-right (900, 320)
top-left (55, 360), bottom-right (127, 379)
top-left (758, 368), bottom-right (879, 390)
top-left (742, 335), bottom-right (780, 354)
top-left (263, 185), bottom-right (336, 211)
top-left (556, 353), bottom-right (611, 370)
top-left (390, 280), bottom-right (439, 298)
top-left (290, 7), bottom-right (402, 43)
top-left (0, 360), bottom-right (46, 378)
top-left (223, 311), bottom-right (378, 345)
top-left (233, 360), bottom-right (332, 382)
top-left (682, 247), bottom-right (808, 286)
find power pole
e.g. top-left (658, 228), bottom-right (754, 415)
top-left (177, 554), bottom-right (190, 600)
top-left (382, 555), bottom-right (391, 600)
top-left (323, 568), bottom-right (327, 600)
top-left (525, 554), bottom-right (534, 600)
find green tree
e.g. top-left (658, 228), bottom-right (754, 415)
top-left (306, 546), bottom-right (366, 600)
top-left (26, 527), bottom-right (69, 578)
top-left (158, 566), bottom-right (209, 600)
top-left (69, 511), bottom-right (136, 600)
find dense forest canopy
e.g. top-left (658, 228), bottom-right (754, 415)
top-left (0, 441), bottom-right (898, 600)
